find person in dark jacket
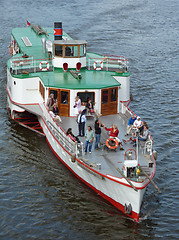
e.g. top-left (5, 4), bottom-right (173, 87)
top-left (94, 119), bottom-right (103, 150)
top-left (66, 128), bottom-right (80, 143)
top-left (52, 103), bottom-right (59, 115)
top-left (77, 110), bottom-right (86, 137)
top-left (86, 98), bottom-right (94, 113)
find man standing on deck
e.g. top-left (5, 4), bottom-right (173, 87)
top-left (77, 110), bottom-right (86, 137)
top-left (85, 126), bottom-right (94, 153)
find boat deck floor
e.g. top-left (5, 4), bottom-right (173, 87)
top-left (60, 114), bottom-right (151, 179)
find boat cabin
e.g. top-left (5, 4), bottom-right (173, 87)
top-left (8, 22), bottom-right (130, 117)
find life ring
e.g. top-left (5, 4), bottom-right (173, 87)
top-left (39, 61), bottom-right (49, 71)
top-left (106, 138), bottom-right (118, 149)
top-left (93, 60), bottom-right (103, 71)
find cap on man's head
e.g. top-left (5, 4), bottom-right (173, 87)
top-left (137, 116), bottom-right (140, 119)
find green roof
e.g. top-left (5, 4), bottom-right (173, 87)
top-left (12, 68), bottom-right (130, 89)
top-left (11, 27), bottom-right (72, 60)
top-left (9, 27), bottom-right (130, 90)
top-left (39, 69), bottom-right (123, 89)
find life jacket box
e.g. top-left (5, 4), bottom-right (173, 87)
top-left (123, 160), bottom-right (137, 177)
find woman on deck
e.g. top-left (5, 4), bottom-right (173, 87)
top-left (104, 124), bottom-right (124, 150)
top-left (66, 128), bottom-right (80, 143)
top-left (74, 96), bottom-right (81, 115)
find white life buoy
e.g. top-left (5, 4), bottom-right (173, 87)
top-left (39, 61), bottom-right (49, 71)
top-left (93, 60), bottom-right (103, 71)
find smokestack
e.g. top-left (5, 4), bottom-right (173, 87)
top-left (54, 22), bottom-right (62, 40)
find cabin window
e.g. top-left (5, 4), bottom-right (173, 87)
top-left (54, 45), bottom-right (63, 56)
top-left (77, 92), bottom-right (95, 104)
top-left (65, 46), bottom-right (72, 56)
top-left (64, 45), bottom-right (78, 57)
top-left (80, 45), bottom-right (86, 57)
top-left (111, 88), bottom-right (117, 102)
top-left (61, 91), bottom-right (68, 104)
top-left (102, 90), bottom-right (108, 103)
top-left (54, 44), bottom-right (86, 58)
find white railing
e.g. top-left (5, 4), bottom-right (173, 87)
top-left (39, 103), bottom-right (76, 154)
top-left (87, 55), bottom-right (128, 72)
top-left (10, 56), bottom-right (53, 74)
top-left (120, 101), bottom-right (153, 154)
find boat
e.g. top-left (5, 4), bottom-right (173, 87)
top-left (7, 22), bottom-right (158, 222)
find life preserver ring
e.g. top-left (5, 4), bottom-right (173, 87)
top-left (93, 60), bottom-right (103, 71)
top-left (106, 138), bottom-right (118, 149)
top-left (39, 61), bottom-right (49, 71)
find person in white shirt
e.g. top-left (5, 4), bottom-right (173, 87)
top-left (77, 110), bottom-right (86, 137)
top-left (74, 96), bottom-right (81, 115)
top-left (133, 116), bottom-right (143, 133)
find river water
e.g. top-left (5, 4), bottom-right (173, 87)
top-left (0, 0), bottom-right (179, 239)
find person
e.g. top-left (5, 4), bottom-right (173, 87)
top-left (86, 98), bottom-right (94, 113)
top-left (65, 46), bottom-right (72, 56)
top-left (104, 124), bottom-right (124, 150)
top-left (52, 103), bottom-right (62, 122)
top-left (52, 102), bottom-right (59, 115)
top-left (123, 123), bottom-right (149, 144)
top-left (125, 115), bottom-right (137, 135)
top-left (49, 103), bottom-right (62, 122)
top-left (85, 126), bottom-right (94, 153)
top-left (138, 124), bottom-right (149, 141)
top-left (94, 119), bottom-right (103, 150)
top-left (47, 93), bottom-right (55, 111)
top-left (66, 128), bottom-right (80, 143)
top-left (133, 116), bottom-right (143, 133)
top-left (77, 110), bottom-right (86, 137)
top-left (74, 96), bottom-right (81, 115)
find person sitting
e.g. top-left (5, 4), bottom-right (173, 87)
top-left (86, 98), bottom-right (94, 113)
top-left (47, 93), bottom-right (55, 111)
top-left (125, 115), bottom-right (137, 136)
top-left (123, 123), bottom-right (149, 145)
top-left (53, 103), bottom-right (59, 115)
top-left (138, 123), bottom-right (149, 141)
top-left (49, 103), bottom-right (62, 123)
top-left (66, 128), bottom-right (80, 143)
top-left (104, 124), bottom-right (124, 150)
top-left (133, 116), bottom-right (143, 133)
top-left (65, 46), bottom-right (72, 56)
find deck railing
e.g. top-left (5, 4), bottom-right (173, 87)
top-left (39, 103), bottom-right (76, 154)
top-left (87, 55), bottom-right (128, 72)
top-left (120, 101), bottom-right (153, 153)
top-left (10, 56), bottom-right (53, 75)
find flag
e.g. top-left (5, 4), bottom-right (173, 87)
top-left (26, 19), bottom-right (31, 27)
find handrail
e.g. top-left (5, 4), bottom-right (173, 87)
top-left (39, 103), bottom-right (76, 153)
top-left (87, 55), bottom-right (128, 71)
top-left (10, 56), bottom-right (53, 75)
top-left (120, 100), bottom-right (153, 143)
